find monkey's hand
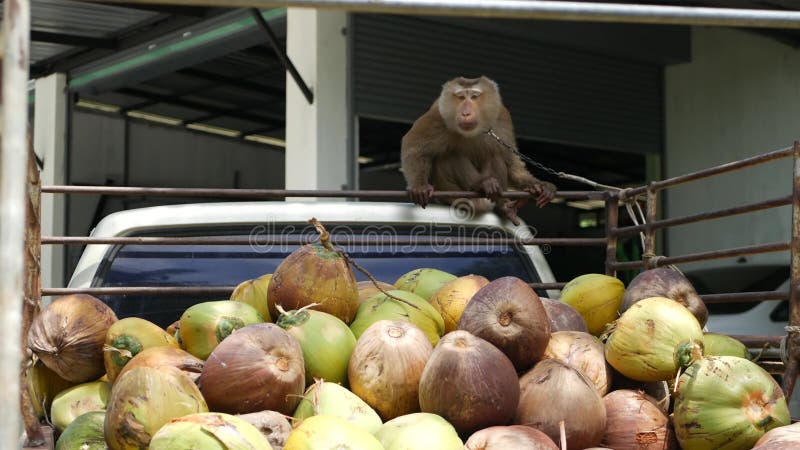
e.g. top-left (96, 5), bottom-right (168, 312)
top-left (525, 181), bottom-right (557, 208)
top-left (409, 184), bottom-right (435, 208)
top-left (477, 176), bottom-right (503, 200)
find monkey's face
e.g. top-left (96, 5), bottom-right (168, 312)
top-left (438, 77), bottom-right (500, 138)
top-left (453, 87), bottom-right (483, 137)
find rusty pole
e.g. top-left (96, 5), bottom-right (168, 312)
top-left (643, 186), bottom-right (658, 269)
top-left (20, 133), bottom-right (43, 446)
top-left (604, 193), bottom-right (619, 276)
top-left (782, 140), bottom-right (800, 399)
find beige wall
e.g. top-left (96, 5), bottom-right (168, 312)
top-left (65, 110), bottom-right (285, 281)
top-left (665, 27), bottom-right (800, 270)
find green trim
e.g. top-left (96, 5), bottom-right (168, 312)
top-left (69, 8), bottom-right (286, 91)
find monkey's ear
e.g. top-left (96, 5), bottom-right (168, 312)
top-left (482, 76), bottom-right (500, 94)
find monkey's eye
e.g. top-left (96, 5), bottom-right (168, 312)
top-left (455, 93), bottom-right (467, 100)
top-left (470, 92), bottom-right (480, 99)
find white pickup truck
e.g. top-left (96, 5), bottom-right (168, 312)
top-left (68, 201), bottom-right (558, 328)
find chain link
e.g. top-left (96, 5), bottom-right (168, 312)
top-left (486, 128), bottom-right (649, 265)
top-left (486, 129), bottom-right (562, 178)
top-left (486, 128), bottom-right (623, 192)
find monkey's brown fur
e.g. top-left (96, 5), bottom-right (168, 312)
top-left (401, 76), bottom-right (556, 225)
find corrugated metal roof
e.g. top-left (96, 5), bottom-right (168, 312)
top-left (31, 0), bottom-right (160, 37)
top-left (5, 0), bottom-right (165, 64)
top-left (31, 41), bottom-right (72, 64)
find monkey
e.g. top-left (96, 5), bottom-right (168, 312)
top-left (400, 76), bottom-right (556, 225)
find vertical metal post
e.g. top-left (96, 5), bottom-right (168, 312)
top-left (604, 193), bottom-right (619, 276)
top-left (643, 186), bottom-right (658, 269)
top-left (782, 140), bottom-right (800, 398)
top-left (35, 73), bottom-right (67, 299)
top-left (0, 0), bottom-right (31, 447)
top-left (20, 132), bottom-right (43, 446)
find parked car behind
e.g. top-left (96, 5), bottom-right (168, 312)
top-left (68, 201), bottom-right (557, 328)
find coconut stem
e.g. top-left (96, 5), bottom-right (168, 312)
top-left (673, 366), bottom-right (682, 393)
top-left (276, 303), bottom-right (319, 318)
top-left (307, 218), bottom-right (421, 311)
top-left (310, 217), bottom-right (335, 252)
top-left (559, 420), bottom-right (567, 450)
top-left (756, 416), bottom-right (774, 428)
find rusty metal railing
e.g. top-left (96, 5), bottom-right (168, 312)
top-left (37, 188), bottom-right (601, 298)
top-left (602, 142), bottom-right (800, 390)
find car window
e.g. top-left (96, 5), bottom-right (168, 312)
top-left (685, 265), bottom-right (789, 315)
top-left (92, 224), bottom-right (541, 327)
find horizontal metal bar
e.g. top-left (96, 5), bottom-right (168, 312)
top-left (45, 283), bottom-right (568, 297)
top-left (625, 146), bottom-right (792, 197)
top-left (529, 282), bottom-right (566, 291)
top-left (42, 235), bottom-right (608, 247)
top-left (611, 241), bottom-right (790, 271)
top-left (730, 335), bottom-right (783, 348)
top-left (74, 0), bottom-right (800, 29)
top-left (613, 195), bottom-right (793, 237)
top-left (701, 291), bottom-right (789, 304)
top-left (41, 185), bottom-right (603, 201)
top-left (43, 287), bottom-right (235, 296)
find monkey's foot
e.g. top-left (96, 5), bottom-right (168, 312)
top-left (499, 201), bottom-right (523, 226)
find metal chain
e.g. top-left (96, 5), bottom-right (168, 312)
top-left (486, 128), bottom-right (650, 267)
top-left (486, 128), bottom-right (623, 192)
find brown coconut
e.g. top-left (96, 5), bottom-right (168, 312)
top-left (268, 241), bottom-right (359, 324)
top-left (457, 276), bottom-right (550, 372)
top-left (621, 267), bottom-right (708, 327)
top-left (28, 294), bottom-right (117, 383)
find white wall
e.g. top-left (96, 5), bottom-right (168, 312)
top-left (65, 110), bottom-right (285, 280)
top-left (285, 9), bottom-right (350, 191)
top-left (665, 27), bottom-right (800, 270)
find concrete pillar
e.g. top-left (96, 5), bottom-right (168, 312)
top-left (34, 73), bottom-right (67, 294)
top-left (285, 8), bottom-right (351, 191)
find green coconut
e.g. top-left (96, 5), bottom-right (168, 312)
top-left (350, 290), bottom-right (444, 347)
top-left (293, 380), bottom-right (383, 434)
top-left (376, 413), bottom-right (463, 450)
top-left (230, 273), bottom-right (273, 322)
top-left (604, 296), bottom-right (704, 382)
top-left (394, 268), bottom-right (457, 301)
top-left (55, 411), bottom-right (107, 450)
top-left (703, 333), bottom-right (749, 359)
top-left (26, 359), bottom-right (77, 420)
top-left (674, 356), bottom-right (790, 450)
top-left (283, 415), bottom-right (384, 450)
top-left (149, 412), bottom-right (273, 450)
top-left (104, 366), bottom-right (208, 450)
top-left (50, 380), bottom-right (110, 432)
top-left (276, 307), bottom-right (356, 386)
top-left (179, 300), bottom-right (264, 360)
top-left (559, 273), bottom-right (625, 336)
top-left (103, 317), bottom-right (179, 382)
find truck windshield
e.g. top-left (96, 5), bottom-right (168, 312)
top-left (93, 225), bottom-right (541, 327)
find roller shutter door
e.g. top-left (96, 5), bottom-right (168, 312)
top-left (353, 14), bottom-right (663, 154)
